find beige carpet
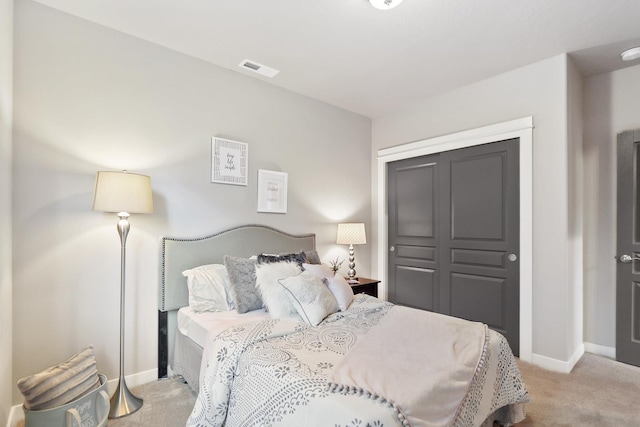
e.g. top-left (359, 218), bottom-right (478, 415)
top-left (106, 353), bottom-right (640, 426)
top-left (108, 376), bottom-right (196, 427)
top-left (515, 353), bottom-right (640, 427)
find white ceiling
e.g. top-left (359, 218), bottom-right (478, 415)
top-left (32, 0), bottom-right (640, 118)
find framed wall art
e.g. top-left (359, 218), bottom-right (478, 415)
top-left (211, 137), bottom-right (248, 186)
top-left (257, 169), bottom-right (288, 214)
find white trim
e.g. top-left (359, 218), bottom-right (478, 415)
top-left (532, 344), bottom-right (585, 373)
top-left (7, 405), bottom-right (22, 427)
top-left (106, 368), bottom-right (158, 394)
top-left (7, 369), bottom-right (158, 427)
top-left (376, 116), bottom-right (534, 363)
top-left (584, 342), bottom-right (616, 359)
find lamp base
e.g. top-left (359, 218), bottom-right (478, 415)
top-left (108, 377), bottom-right (143, 419)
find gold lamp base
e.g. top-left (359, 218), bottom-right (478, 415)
top-left (108, 377), bottom-right (143, 419)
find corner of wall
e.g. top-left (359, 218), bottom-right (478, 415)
top-left (564, 54), bottom-right (585, 360)
top-left (0, 0), bottom-right (13, 423)
top-left (532, 343), bottom-right (585, 373)
top-left (7, 406), bottom-right (23, 427)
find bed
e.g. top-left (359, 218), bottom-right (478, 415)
top-left (158, 224), bottom-right (529, 427)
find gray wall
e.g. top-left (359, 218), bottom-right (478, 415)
top-left (583, 64), bottom-right (640, 352)
top-left (12, 0), bottom-right (372, 404)
top-left (567, 57), bottom-right (584, 359)
top-left (1, 0), bottom-right (13, 422)
top-left (371, 55), bottom-right (581, 364)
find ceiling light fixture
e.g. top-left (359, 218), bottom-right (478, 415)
top-left (621, 47), bottom-right (640, 62)
top-left (369, 0), bottom-right (403, 10)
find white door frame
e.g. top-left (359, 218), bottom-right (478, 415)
top-left (376, 116), bottom-right (533, 363)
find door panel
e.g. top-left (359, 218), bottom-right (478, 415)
top-left (396, 162), bottom-right (436, 238)
top-left (388, 138), bottom-right (519, 355)
top-left (394, 265), bottom-right (436, 310)
top-left (616, 128), bottom-right (640, 367)
top-left (449, 153), bottom-right (505, 241)
top-left (450, 273), bottom-right (505, 332)
top-left (396, 245), bottom-right (435, 262)
top-left (451, 248), bottom-right (506, 269)
top-left (388, 155), bottom-right (439, 310)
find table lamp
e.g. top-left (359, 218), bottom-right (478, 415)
top-left (336, 223), bottom-right (366, 283)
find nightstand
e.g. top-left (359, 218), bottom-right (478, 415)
top-left (348, 277), bottom-right (380, 298)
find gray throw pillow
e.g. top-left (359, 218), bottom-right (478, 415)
top-left (257, 251), bottom-right (306, 265)
top-left (303, 250), bottom-right (321, 265)
top-left (224, 255), bottom-right (262, 314)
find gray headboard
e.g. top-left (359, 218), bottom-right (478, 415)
top-left (158, 224), bottom-right (316, 377)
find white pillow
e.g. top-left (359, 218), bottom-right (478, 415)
top-left (255, 261), bottom-right (302, 318)
top-left (323, 275), bottom-right (354, 311)
top-left (279, 272), bottom-right (339, 326)
top-left (182, 264), bottom-right (234, 312)
top-left (302, 263), bottom-right (334, 280)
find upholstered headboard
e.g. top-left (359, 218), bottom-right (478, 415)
top-left (158, 224), bottom-right (316, 377)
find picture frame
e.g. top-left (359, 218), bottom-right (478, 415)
top-left (257, 169), bottom-right (288, 214)
top-left (211, 137), bottom-right (248, 186)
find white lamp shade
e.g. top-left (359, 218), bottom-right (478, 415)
top-left (336, 223), bottom-right (367, 245)
top-left (92, 171), bottom-right (154, 214)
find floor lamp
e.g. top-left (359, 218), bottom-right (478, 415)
top-left (336, 223), bottom-right (367, 283)
top-left (92, 170), bottom-right (153, 419)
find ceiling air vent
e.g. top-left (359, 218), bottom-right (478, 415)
top-left (238, 59), bottom-right (279, 78)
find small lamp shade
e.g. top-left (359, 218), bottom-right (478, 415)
top-left (92, 171), bottom-right (153, 214)
top-left (336, 223), bottom-right (367, 245)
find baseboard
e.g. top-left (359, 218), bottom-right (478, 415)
top-left (7, 368), bottom-right (159, 427)
top-left (584, 342), bottom-right (616, 359)
top-left (7, 405), bottom-right (22, 427)
top-left (105, 368), bottom-right (158, 394)
top-left (532, 343), bottom-right (585, 373)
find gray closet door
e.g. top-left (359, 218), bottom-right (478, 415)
top-left (387, 154), bottom-right (440, 311)
top-left (388, 138), bottom-right (520, 355)
top-left (616, 128), bottom-right (640, 367)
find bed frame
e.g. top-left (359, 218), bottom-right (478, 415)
top-left (158, 224), bottom-right (316, 378)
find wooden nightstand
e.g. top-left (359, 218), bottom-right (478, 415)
top-left (348, 277), bottom-right (380, 298)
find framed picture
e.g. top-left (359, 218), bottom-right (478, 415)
top-left (211, 137), bottom-right (248, 186)
top-left (257, 169), bottom-right (288, 213)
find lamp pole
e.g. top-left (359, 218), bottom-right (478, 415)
top-left (108, 212), bottom-right (143, 419)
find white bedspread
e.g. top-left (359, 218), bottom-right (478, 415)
top-left (178, 306), bottom-right (270, 348)
top-left (328, 306), bottom-right (488, 427)
top-left (187, 295), bottom-right (528, 427)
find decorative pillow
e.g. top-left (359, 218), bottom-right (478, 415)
top-left (17, 346), bottom-right (100, 411)
top-left (257, 251), bottom-right (307, 266)
top-left (279, 272), bottom-right (339, 326)
top-left (302, 263), bottom-right (334, 280)
top-left (323, 275), bottom-right (354, 311)
top-left (302, 250), bottom-right (321, 265)
top-left (224, 256), bottom-right (262, 314)
top-left (182, 264), bottom-right (234, 312)
top-left (255, 261), bottom-right (303, 318)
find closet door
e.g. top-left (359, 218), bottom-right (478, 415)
top-left (387, 154), bottom-right (440, 311)
top-left (388, 138), bottom-right (520, 355)
top-left (439, 139), bottom-right (520, 354)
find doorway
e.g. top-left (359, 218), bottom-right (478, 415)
top-left (376, 117), bottom-right (533, 362)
